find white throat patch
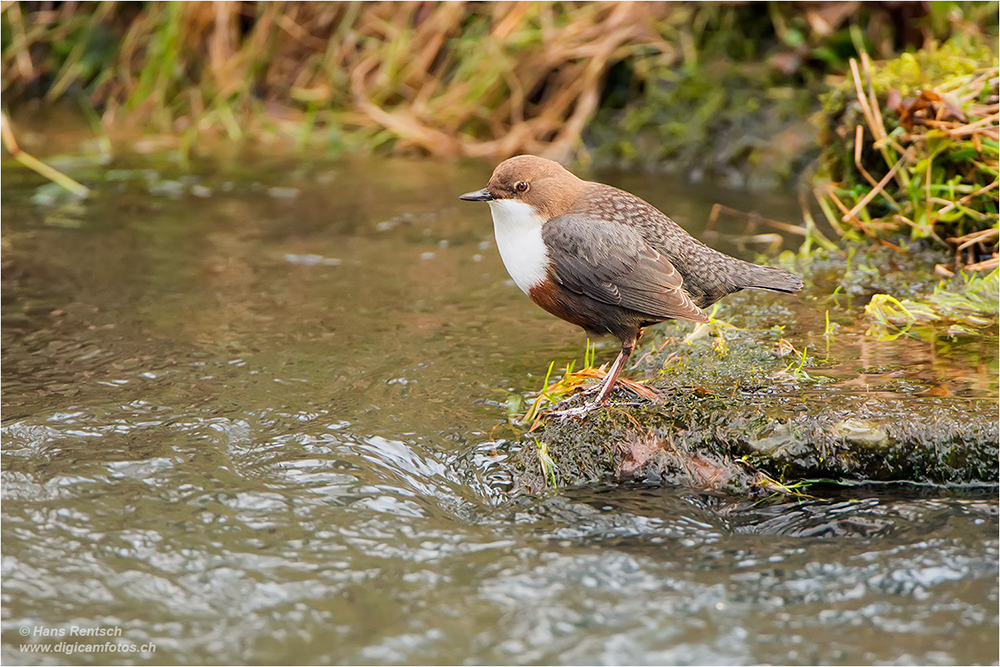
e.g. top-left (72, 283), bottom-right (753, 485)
top-left (486, 199), bottom-right (549, 294)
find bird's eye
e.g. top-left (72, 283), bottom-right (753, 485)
top-left (515, 181), bottom-right (529, 193)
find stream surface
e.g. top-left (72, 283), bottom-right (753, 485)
top-left (2, 153), bottom-right (997, 665)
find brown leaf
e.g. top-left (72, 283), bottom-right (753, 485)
top-left (886, 88), bottom-right (902, 113)
top-left (940, 93), bottom-right (968, 122)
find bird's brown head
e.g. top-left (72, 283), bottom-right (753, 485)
top-left (459, 155), bottom-right (588, 219)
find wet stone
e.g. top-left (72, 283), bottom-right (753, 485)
top-left (748, 423), bottom-right (810, 456)
top-left (832, 419), bottom-right (889, 447)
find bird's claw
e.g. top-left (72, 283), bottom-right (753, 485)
top-left (542, 402), bottom-right (601, 420)
top-left (545, 382), bottom-right (605, 413)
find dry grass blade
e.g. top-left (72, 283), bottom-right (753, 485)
top-left (936, 180), bottom-right (1000, 218)
top-left (4, 1), bottom-right (34, 80)
top-left (964, 255), bottom-right (1000, 272)
top-left (704, 202), bottom-right (839, 252)
top-left (1, 112), bottom-right (89, 197)
top-left (852, 124), bottom-right (902, 211)
top-left (823, 183), bottom-right (877, 236)
top-left (819, 50), bottom-right (997, 271)
top-left (1, 2), bottom-right (687, 161)
top-left (842, 149), bottom-right (910, 223)
top-left (950, 226), bottom-right (1000, 251)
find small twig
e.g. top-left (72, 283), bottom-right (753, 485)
top-left (964, 255), bottom-right (999, 272)
top-left (707, 204), bottom-right (808, 236)
top-left (874, 237), bottom-right (906, 253)
top-left (934, 113), bottom-right (1000, 138)
top-left (949, 227), bottom-right (1000, 251)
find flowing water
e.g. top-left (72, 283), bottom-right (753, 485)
top-left (2, 153), bottom-right (997, 665)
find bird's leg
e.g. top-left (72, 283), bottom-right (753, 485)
top-left (545, 336), bottom-right (637, 419)
top-left (574, 328), bottom-right (644, 399)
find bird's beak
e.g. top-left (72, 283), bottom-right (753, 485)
top-left (459, 188), bottom-right (493, 202)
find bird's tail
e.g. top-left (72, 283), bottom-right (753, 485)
top-left (739, 264), bottom-right (804, 294)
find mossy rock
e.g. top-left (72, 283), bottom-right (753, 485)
top-left (511, 388), bottom-right (998, 495)
top-left (506, 241), bottom-right (998, 496)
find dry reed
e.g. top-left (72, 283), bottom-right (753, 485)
top-left (817, 48), bottom-right (999, 272)
top-left (2, 2), bottom-right (684, 162)
top-left (6, 1), bottom-right (988, 166)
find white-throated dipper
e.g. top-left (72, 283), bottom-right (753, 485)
top-left (460, 155), bottom-right (803, 417)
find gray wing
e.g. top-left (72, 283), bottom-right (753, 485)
top-left (542, 214), bottom-right (709, 323)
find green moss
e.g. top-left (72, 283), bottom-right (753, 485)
top-left (872, 40), bottom-right (995, 95)
top-left (587, 34), bottom-right (822, 188)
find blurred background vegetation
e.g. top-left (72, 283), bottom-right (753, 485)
top-left (2, 1), bottom-right (998, 272)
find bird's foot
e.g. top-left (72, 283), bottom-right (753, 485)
top-left (542, 401), bottom-right (602, 420)
top-left (545, 383), bottom-right (603, 413)
top-left (541, 379), bottom-right (609, 417)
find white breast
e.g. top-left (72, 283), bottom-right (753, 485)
top-left (487, 199), bottom-right (550, 294)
